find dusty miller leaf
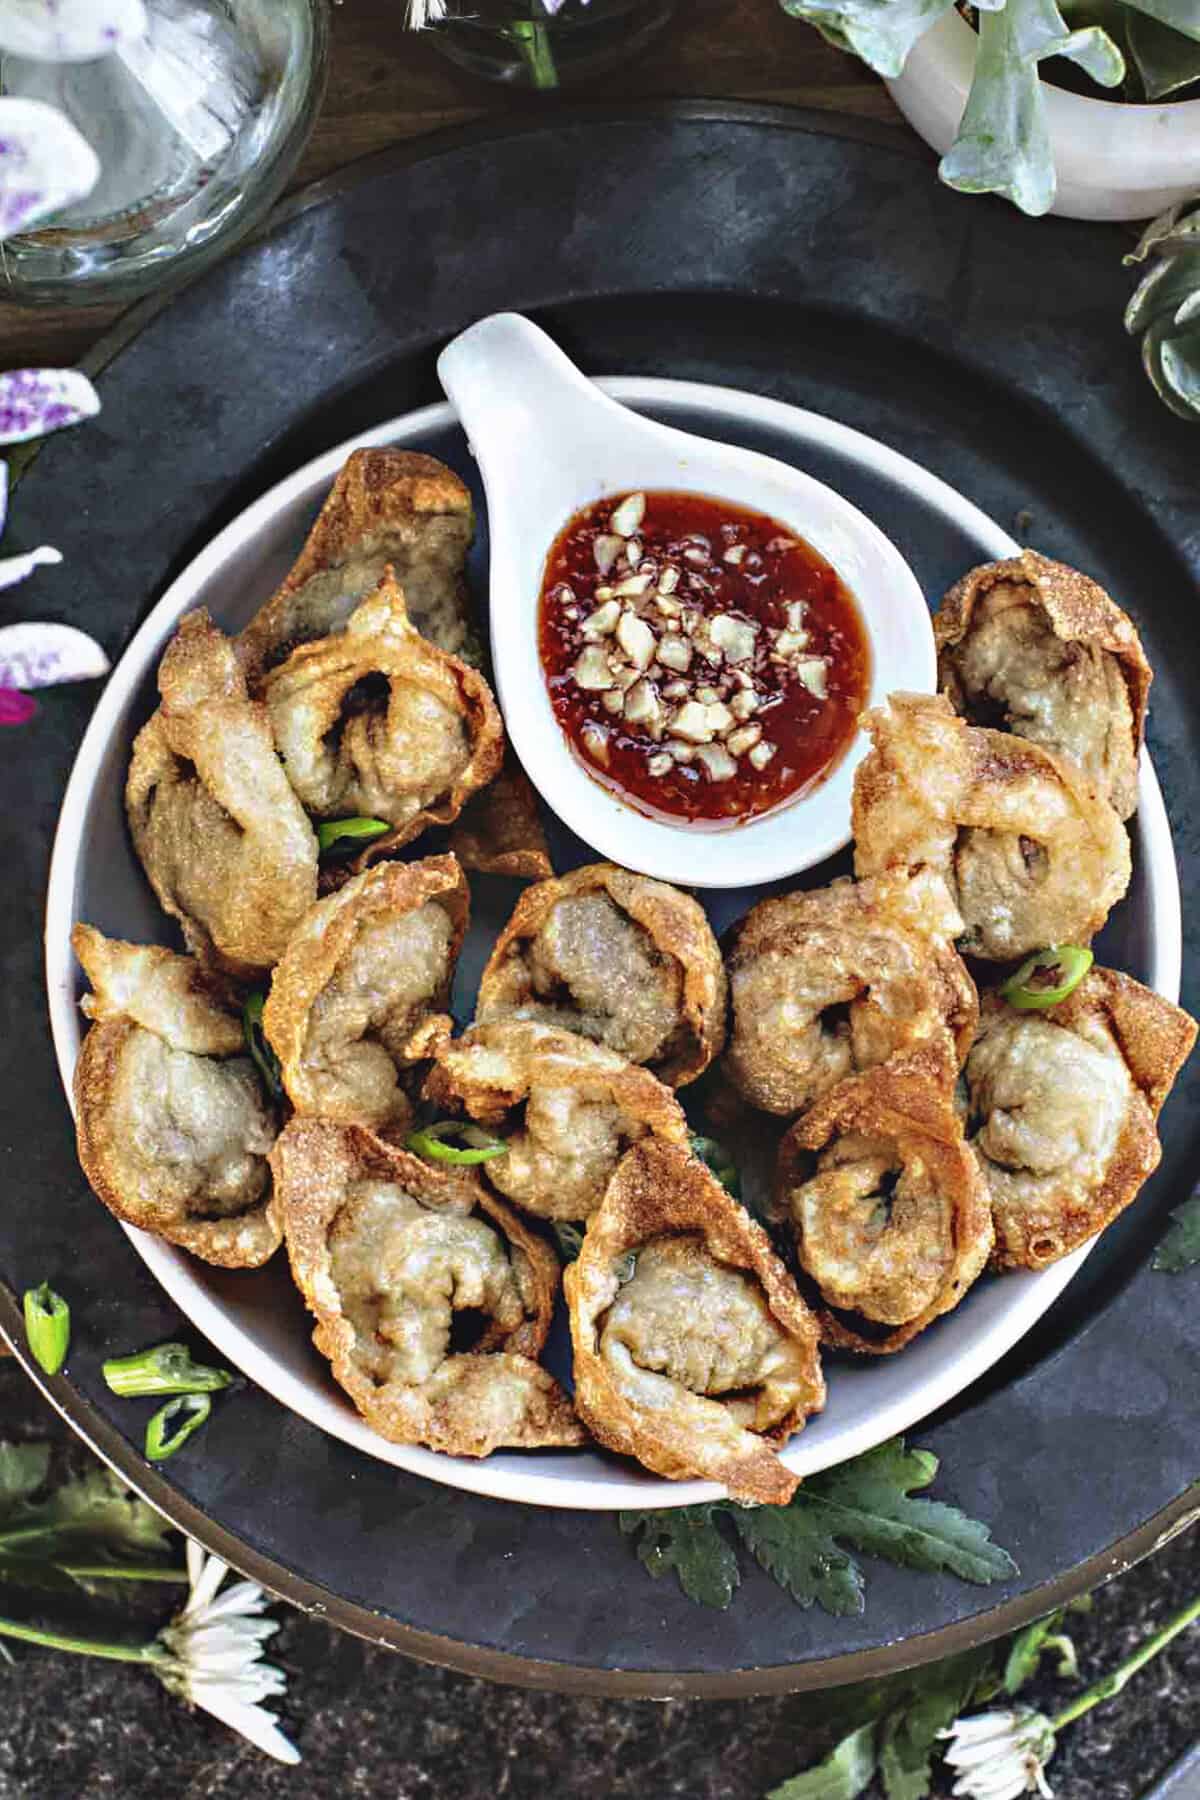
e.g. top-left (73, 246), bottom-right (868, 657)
top-left (0, 1466), bottom-right (171, 1561)
top-left (0, 1443), bottom-right (51, 1516)
top-left (768, 1722), bottom-right (879, 1800)
top-left (618, 1506), bottom-right (740, 1609)
top-left (779, 0), bottom-right (957, 79)
top-left (1153, 1194), bottom-right (1200, 1271)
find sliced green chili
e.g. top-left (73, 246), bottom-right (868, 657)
top-left (689, 1133), bottom-right (741, 1199)
top-left (316, 816), bottom-right (391, 858)
top-left (22, 1283), bottom-right (69, 1376)
top-left (103, 1342), bottom-right (232, 1399)
top-left (405, 1120), bottom-right (509, 1166)
top-left (1000, 945), bottom-right (1094, 1011)
top-left (144, 1393), bottom-right (211, 1463)
top-left (242, 992), bottom-right (284, 1100)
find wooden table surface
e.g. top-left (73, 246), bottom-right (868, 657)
top-left (0, 0), bottom-right (904, 369)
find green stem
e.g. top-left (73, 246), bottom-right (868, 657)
top-left (507, 17), bottom-right (559, 89)
top-left (0, 1614), bottom-right (164, 1665)
top-left (1051, 1591), bottom-right (1200, 1730)
top-left (54, 1564), bottom-right (190, 1584)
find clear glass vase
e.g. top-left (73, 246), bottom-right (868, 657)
top-left (427, 0), bottom-right (678, 90)
top-left (0, 0), bottom-right (329, 307)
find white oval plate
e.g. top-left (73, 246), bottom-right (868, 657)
top-left (44, 379), bottom-right (1181, 1510)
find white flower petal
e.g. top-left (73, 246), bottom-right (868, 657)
top-left (0, 620), bottom-right (108, 687)
top-left (0, 0), bottom-right (148, 62)
top-left (187, 1686), bottom-right (301, 1766)
top-left (951, 1773), bottom-right (1030, 1800)
top-left (0, 547), bottom-right (62, 593)
top-left (0, 98), bottom-right (100, 238)
top-left (0, 368), bottom-right (101, 444)
top-left (183, 1547), bottom-right (230, 1615)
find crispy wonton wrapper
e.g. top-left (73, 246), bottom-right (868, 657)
top-left (273, 1117), bottom-right (584, 1455)
top-left (966, 970), bottom-right (1196, 1271)
top-left (935, 551), bottom-right (1151, 821)
top-left (126, 611), bottom-right (319, 981)
top-left (263, 572), bottom-right (503, 864)
top-left (263, 855), bottom-right (469, 1135)
top-left (852, 693), bottom-right (1131, 961)
top-left (72, 925), bottom-right (280, 1268)
top-left (777, 1048), bottom-right (994, 1354)
top-left (449, 747), bottom-right (553, 881)
top-left (476, 861), bottom-right (726, 1087)
top-left (238, 449), bottom-right (477, 688)
top-left (721, 868), bottom-right (976, 1117)
top-left (424, 1018), bottom-right (689, 1220)
top-left (565, 1140), bottom-right (825, 1504)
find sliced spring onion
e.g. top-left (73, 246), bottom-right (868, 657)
top-left (144, 1393), bottom-right (211, 1463)
top-left (316, 816), bottom-right (390, 858)
top-left (103, 1342), bottom-right (232, 1398)
top-left (689, 1133), bottom-right (741, 1199)
top-left (242, 992), bottom-right (284, 1101)
top-left (405, 1120), bottom-right (508, 1165)
top-left (1000, 945), bottom-right (1094, 1011)
top-left (22, 1283), bottom-right (69, 1376)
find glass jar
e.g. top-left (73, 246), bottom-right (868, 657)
top-left (427, 0), bottom-right (677, 91)
top-left (0, 0), bottom-right (329, 307)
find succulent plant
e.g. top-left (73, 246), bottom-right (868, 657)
top-left (1125, 197), bottom-right (1200, 421)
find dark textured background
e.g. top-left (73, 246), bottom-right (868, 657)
top-left (1, 1362), bottom-right (1197, 1798)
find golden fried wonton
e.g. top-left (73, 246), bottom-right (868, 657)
top-left (777, 1049), bottom-right (993, 1354)
top-left (966, 971), bottom-right (1196, 1271)
top-left (852, 693), bottom-right (1131, 961)
top-left (449, 748), bottom-right (554, 881)
top-left (126, 610), bottom-right (318, 981)
top-left (72, 924), bottom-right (280, 1268)
top-left (238, 449), bottom-right (477, 688)
top-left (721, 868), bottom-right (976, 1117)
top-left (423, 1018), bottom-right (689, 1220)
top-left (263, 573), bottom-right (503, 862)
top-left (263, 855), bottom-right (469, 1135)
top-left (273, 1117), bottom-right (584, 1455)
top-left (936, 551), bottom-right (1151, 820)
top-left (565, 1140), bottom-right (825, 1503)
top-left (476, 862), bottom-right (727, 1087)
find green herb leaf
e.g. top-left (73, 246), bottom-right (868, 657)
top-left (876, 1648), bottom-right (994, 1799)
top-left (1003, 1610), bottom-right (1078, 1691)
top-left (0, 1551), bottom-right (86, 1597)
top-left (768, 1722), bottom-right (880, 1800)
top-left (1154, 1193), bottom-right (1200, 1271)
top-left (618, 1506), bottom-right (741, 1609)
top-left (689, 1134), bottom-right (742, 1200)
top-left (730, 1502), bottom-right (864, 1616)
top-left (316, 816), bottom-right (391, 858)
top-left (0, 1443), bottom-right (51, 1516)
top-left (22, 1283), bottom-right (70, 1376)
top-left (405, 1120), bottom-right (508, 1166)
top-left (551, 1221), bottom-right (585, 1262)
top-left (102, 1342), bottom-right (232, 1398)
top-left (0, 1466), bottom-right (171, 1561)
top-left (242, 992), bottom-right (284, 1102)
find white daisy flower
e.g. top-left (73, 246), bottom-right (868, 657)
top-left (939, 1706), bottom-right (1057, 1800)
top-left (154, 1541), bottom-right (301, 1766)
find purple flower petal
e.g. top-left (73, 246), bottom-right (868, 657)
top-left (0, 620), bottom-right (109, 688)
top-left (0, 97), bottom-right (100, 240)
top-left (0, 686), bottom-right (37, 726)
top-left (0, 0), bottom-right (148, 63)
top-left (0, 369), bottom-right (101, 445)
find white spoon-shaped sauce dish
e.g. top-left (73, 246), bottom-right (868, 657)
top-left (438, 313), bottom-right (934, 888)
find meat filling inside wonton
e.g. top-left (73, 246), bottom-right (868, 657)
top-left (965, 973), bottom-right (1196, 1269)
top-left (72, 925), bottom-right (280, 1268)
top-left (273, 1119), bottom-right (583, 1454)
top-left (565, 1140), bottom-right (824, 1503)
top-left (721, 868), bottom-right (976, 1118)
top-left (263, 855), bottom-right (468, 1134)
top-left (852, 693), bottom-right (1131, 961)
top-left (423, 1019), bottom-right (689, 1220)
top-left (477, 863), bottom-right (727, 1086)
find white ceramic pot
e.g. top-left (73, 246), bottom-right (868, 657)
top-left (887, 10), bottom-right (1200, 222)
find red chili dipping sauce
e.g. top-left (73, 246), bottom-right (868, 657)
top-left (538, 490), bottom-right (871, 827)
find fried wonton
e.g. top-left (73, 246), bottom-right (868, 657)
top-left (721, 868), bottom-right (976, 1117)
top-left (449, 748), bottom-right (554, 881)
top-left (852, 693), bottom-right (1131, 961)
top-left (126, 610), bottom-right (319, 981)
top-left (238, 448), bottom-right (477, 689)
top-left (263, 855), bottom-right (469, 1135)
top-left (476, 862), bottom-right (727, 1087)
top-left (263, 573), bottom-right (503, 862)
top-left (273, 1117), bottom-right (584, 1455)
top-left (777, 1049), bottom-right (994, 1354)
top-left (72, 924), bottom-right (280, 1268)
top-left (936, 551), bottom-right (1151, 820)
top-left (423, 1019), bottom-right (689, 1220)
top-left (966, 971), bottom-right (1196, 1270)
top-left (565, 1140), bottom-right (825, 1503)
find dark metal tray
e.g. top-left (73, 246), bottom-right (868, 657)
top-left (2, 102), bottom-right (1197, 1696)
